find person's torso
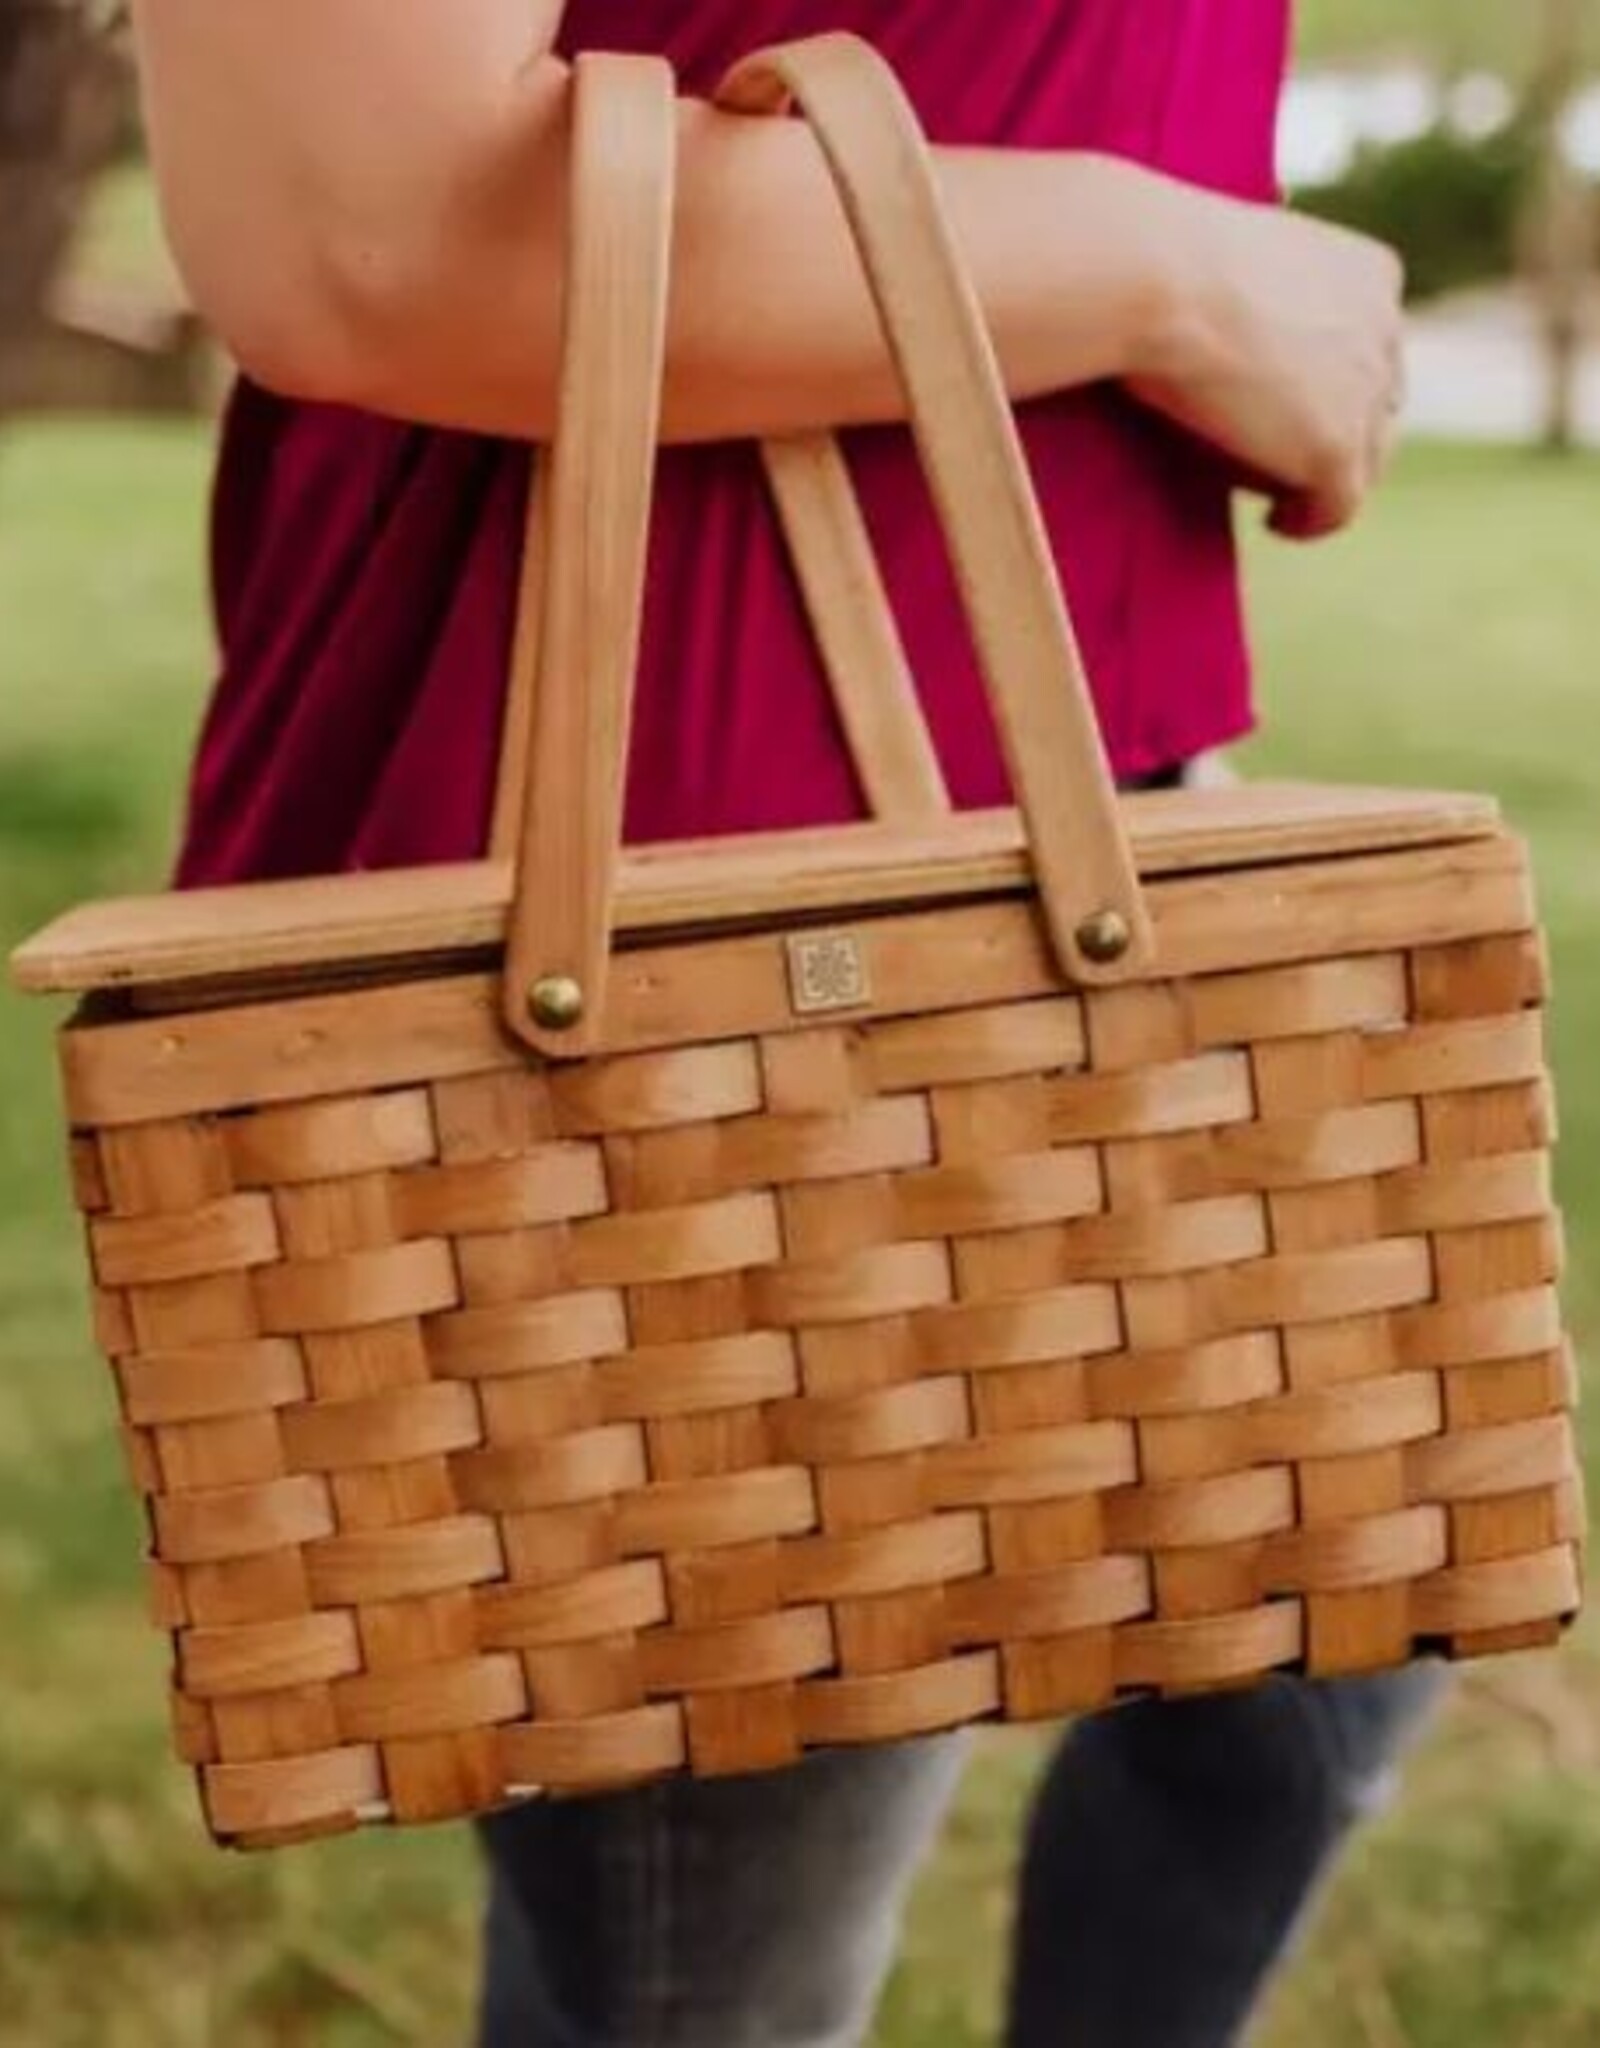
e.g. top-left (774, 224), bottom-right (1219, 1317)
top-left (180, 0), bottom-right (1289, 885)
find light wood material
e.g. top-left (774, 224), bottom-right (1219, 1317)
top-left (502, 55), bottom-right (677, 1058)
top-left (719, 34), bottom-right (1149, 983)
top-left (487, 469), bottom-right (547, 862)
top-left (49, 891), bottom-right (1580, 1844)
top-left (9, 785), bottom-right (1501, 997)
top-left (492, 28), bottom-right (1152, 1058)
top-left (760, 435), bottom-right (948, 821)
top-left (6, 39), bottom-right (1580, 1853)
top-left (55, 838), bottom-right (1533, 1130)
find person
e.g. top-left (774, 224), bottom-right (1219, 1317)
top-left (128, 3), bottom-right (1439, 2043)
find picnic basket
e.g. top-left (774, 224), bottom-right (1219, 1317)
top-left (10, 34), bottom-right (1584, 1851)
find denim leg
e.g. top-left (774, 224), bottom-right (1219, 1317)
top-left (476, 1734), bottom-right (967, 2048)
top-left (1006, 1665), bottom-right (1445, 2048)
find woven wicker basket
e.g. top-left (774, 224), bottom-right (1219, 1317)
top-left (11, 36), bottom-right (1584, 1851)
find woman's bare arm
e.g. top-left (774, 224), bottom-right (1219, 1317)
top-left (130, 0), bottom-right (1404, 529)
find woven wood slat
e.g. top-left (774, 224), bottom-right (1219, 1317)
top-left (204, 1747), bottom-right (386, 1837)
top-left (180, 1612), bottom-right (366, 1699)
top-left (302, 1518), bottom-right (505, 1605)
top-left (120, 1340), bottom-right (309, 1426)
top-left (498, 1706), bottom-right (688, 1789)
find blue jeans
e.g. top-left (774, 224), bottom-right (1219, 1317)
top-left (476, 1665), bottom-right (1442, 2047)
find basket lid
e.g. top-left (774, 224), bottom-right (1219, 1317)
top-left (10, 782), bottom-right (1501, 999)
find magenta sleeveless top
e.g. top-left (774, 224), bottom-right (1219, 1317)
top-left (176, 0), bottom-right (1290, 886)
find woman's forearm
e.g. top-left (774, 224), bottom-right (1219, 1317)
top-left (358, 102), bottom-right (1180, 442)
top-left (131, 4), bottom-right (1180, 442)
top-left (131, 0), bottom-right (1403, 524)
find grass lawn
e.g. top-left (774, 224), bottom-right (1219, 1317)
top-left (1, 426), bottom-right (1597, 2047)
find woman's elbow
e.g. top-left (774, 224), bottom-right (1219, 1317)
top-left (213, 303), bottom-right (354, 407)
top-left (177, 224), bottom-right (410, 408)
top-left (184, 218), bottom-right (562, 429)
top-left (143, 54), bottom-right (576, 418)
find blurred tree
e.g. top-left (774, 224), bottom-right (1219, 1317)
top-left (1522, 0), bottom-right (1598, 449)
top-left (1298, 0), bottom-right (1600, 79)
top-left (0, 0), bottom-right (131, 417)
top-left (1298, 124), bottom-right (1536, 301)
top-left (1298, 0), bottom-right (1598, 453)
top-left (0, 4), bottom-right (200, 417)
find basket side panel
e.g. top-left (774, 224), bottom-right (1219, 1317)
top-left (57, 837), bottom-right (1582, 1844)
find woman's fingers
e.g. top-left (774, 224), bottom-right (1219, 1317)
top-left (1269, 337), bottom-right (1407, 542)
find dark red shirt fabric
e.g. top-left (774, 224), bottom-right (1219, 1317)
top-left (176, 0), bottom-right (1290, 887)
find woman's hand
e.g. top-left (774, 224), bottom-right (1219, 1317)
top-left (1122, 178), bottom-right (1406, 539)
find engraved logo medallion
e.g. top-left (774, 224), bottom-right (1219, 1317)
top-left (785, 929), bottom-right (872, 1017)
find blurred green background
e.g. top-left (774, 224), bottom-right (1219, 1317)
top-left (3, 5), bottom-right (1599, 2045)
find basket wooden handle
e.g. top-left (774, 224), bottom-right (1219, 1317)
top-left (490, 442), bottom-right (949, 857)
top-left (721, 35), bottom-right (1152, 981)
top-left (501, 53), bottom-right (676, 1055)
top-left (502, 35), bottom-right (1153, 1056)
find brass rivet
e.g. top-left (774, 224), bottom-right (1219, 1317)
top-left (1076, 909), bottom-right (1132, 965)
top-left (528, 975), bottom-right (585, 1031)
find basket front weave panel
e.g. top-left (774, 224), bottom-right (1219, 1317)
top-left (73, 915), bottom-right (1581, 1846)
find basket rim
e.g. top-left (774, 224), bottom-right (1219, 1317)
top-left (11, 782), bottom-right (1501, 1000)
